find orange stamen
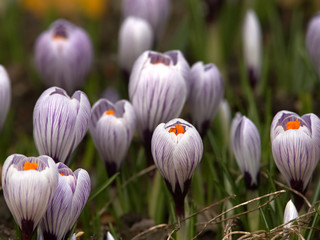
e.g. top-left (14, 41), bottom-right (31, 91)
top-left (154, 62), bottom-right (165, 65)
top-left (23, 162), bottom-right (38, 171)
top-left (60, 173), bottom-right (65, 176)
top-left (53, 35), bottom-right (67, 41)
top-left (105, 109), bottom-right (115, 115)
top-left (286, 120), bottom-right (301, 130)
top-left (169, 124), bottom-right (185, 135)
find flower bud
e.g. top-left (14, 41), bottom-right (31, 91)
top-left (33, 87), bottom-right (91, 164)
top-left (283, 200), bottom-right (299, 228)
top-left (188, 62), bottom-right (224, 136)
top-left (2, 154), bottom-right (58, 240)
top-left (230, 113), bottom-right (261, 189)
top-left (34, 19), bottom-right (93, 93)
top-left (118, 16), bottom-right (153, 73)
top-left (89, 99), bottom-right (136, 176)
top-left (0, 65), bottom-right (11, 131)
top-left (242, 9), bottom-right (262, 88)
top-left (151, 118), bottom-right (203, 218)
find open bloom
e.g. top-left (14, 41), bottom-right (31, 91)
top-left (118, 16), bottom-right (153, 73)
top-left (283, 200), bottom-right (299, 228)
top-left (122, 0), bottom-right (170, 39)
top-left (0, 65), bottom-right (11, 131)
top-left (89, 99), bottom-right (136, 177)
top-left (38, 162), bottom-right (91, 240)
top-left (34, 19), bottom-right (93, 93)
top-left (129, 50), bottom-right (188, 161)
top-left (188, 61), bottom-right (224, 136)
top-left (270, 111), bottom-right (320, 194)
top-left (151, 118), bottom-right (203, 218)
top-left (230, 113), bottom-right (261, 189)
top-left (242, 9), bottom-right (262, 88)
top-left (33, 87), bottom-right (91, 164)
top-left (2, 154), bottom-right (58, 240)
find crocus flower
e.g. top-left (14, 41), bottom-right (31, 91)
top-left (129, 50), bottom-right (188, 163)
top-left (151, 118), bottom-right (203, 218)
top-left (122, 0), bottom-right (170, 39)
top-left (283, 200), bottom-right (299, 228)
top-left (306, 12), bottom-right (320, 78)
top-left (188, 61), bottom-right (224, 136)
top-left (38, 162), bottom-right (91, 240)
top-left (34, 19), bottom-right (93, 93)
top-left (118, 16), bottom-right (153, 74)
top-left (270, 110), bottom-right (320, 210)
top-left (2, 154), bottom-right (58, 240)
top-left (33, 87), bottom-right (91, 164)
top-left (89, 99), bottom-right (136, 177)
top-left (0, 65), bottom-right (11, 131)
top-left (242, 9), bottom-right (262, 88)
top-left (230, 113), bottom-right (261, 189)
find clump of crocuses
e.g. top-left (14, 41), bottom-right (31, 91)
top-left (0, 65), bottom-right (11, 131)
top-left (89, 99), bottom-right (136, 177)
top-left (187, 61), bottom-right (224, 136)
top-left (33, 87), bottom-right (91, 164)
top-left (230, 113), bottom-right (261, 189)
top-left (151, 118), bottom-right (203, 219)
top-left (38, 162), bottom-right (91, 240)
top-left (270, 110), bottom-right (320, 210)
top-left (129, 50), bottom-right (189, 163)
top-left (34, 19), bottom-right (93, 93)
top-left (2, 154), bottom-right (58, 240)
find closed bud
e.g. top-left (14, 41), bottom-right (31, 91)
top-left (0, 65), bottom-right (11, 131)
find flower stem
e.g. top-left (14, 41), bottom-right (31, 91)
top-left (20, 219), bottom-right (34, 240)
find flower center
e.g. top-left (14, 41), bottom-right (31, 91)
top-left (105, 109), bottom-right (115, 115)
top-left (60, 173), bottom-right (65, 176)
top-left (286, 120), bottom-right (300, 130)
top-left (169, 124), bottom-right (185, 135)
top-left (23, 162), bottom-right (38, 171)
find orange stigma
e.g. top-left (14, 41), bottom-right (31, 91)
top-left (169, 124), bottom-right (185, 135)
top-left (53, 35), bottom-right (67, 41)
top-left (286, 120), bottom-right (301, 130)
top-left (60, 173), bottom-right (65, 176)
top-left (105, 109), bottom-right (115, 115)
top-left (23, 162), bottom-right (38, 171)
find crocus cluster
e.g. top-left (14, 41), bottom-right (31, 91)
top-left (271, 110), bottom-right (320, 210)
top-left (34, 19), bottom-right (93, 93)
top-left (151, 118), bottom-right (203, 218)
top-left (230, 113), bottom-right (261, 189)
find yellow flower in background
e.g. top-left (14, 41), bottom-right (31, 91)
top-left (21, 0), bottom-right (108, 19)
